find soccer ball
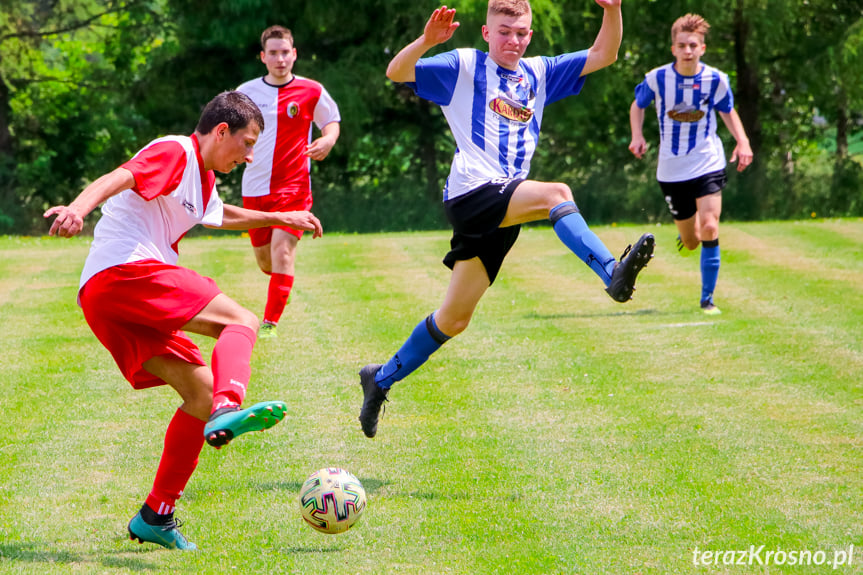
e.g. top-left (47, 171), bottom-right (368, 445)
top-left (299, 467), bottom-right (367, 534)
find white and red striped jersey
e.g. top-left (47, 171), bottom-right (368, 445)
top-left (79, 134), bottom-right (223, 290)
top-left (237, 75), bottom-right (340, 197)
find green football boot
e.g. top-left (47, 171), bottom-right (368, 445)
top-left (128, 511), bottom-right (197, 551)
top-left (204, 400), bottom-right (287, 448)
top-left (258, 322), bottom-right (278, 339)
top-left (676, 234), bottom-right (693, 257)
top-left (701, 300), bottom-right (722, 316)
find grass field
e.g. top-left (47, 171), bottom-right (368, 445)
top-left (1, 220), bottom-right (861, 574)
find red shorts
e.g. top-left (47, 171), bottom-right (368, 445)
top-left (79, 260), bottom-right (222, 389)
top-left (243, 191), bottom-right (313, 246)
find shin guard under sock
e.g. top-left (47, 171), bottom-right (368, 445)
top-left (375, 313), bottom-right (451, 389)
top-left (146, 408), bottom-right (206, 516)
top-left (264, 273), bottom-right (293, 325)
top-left (211, 324), bottom-right (256, 411)
top-left (700, 239), bottom-right (720, 304)
top-left (550, 201), bottom-right (616, 285)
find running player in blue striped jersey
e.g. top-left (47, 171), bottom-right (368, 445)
top-left (357, 0), bottom-right (655, 438)
top-left (629, 13), bottom-right (753, 315)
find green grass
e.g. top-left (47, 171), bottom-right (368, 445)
top-left (1, 220), bottom-right (862, 574)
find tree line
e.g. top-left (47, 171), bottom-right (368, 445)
top-left (1, 0), bottom-right (861, 234)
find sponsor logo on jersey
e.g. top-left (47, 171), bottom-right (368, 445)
top-left (667, 102), bottom-right (705, 123)
top-left (489, 97), bottom-right (534, 123)
top-left (182, 200), bottom-right (198, 216)
top-left (489, 83), bottom-right (536, 123)
top-left (286, 102), bottom-right (300, 118)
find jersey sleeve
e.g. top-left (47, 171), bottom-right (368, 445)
top-left (712, 71), bottom-right (734, 113)
top-left (121, 140), bottom-right (188, 200)
top-left (199, 187), bottom-right (224, 227)
top-left (542, 50), bottom-right (588, 105)
top-left (411, 49), bottom-right (461, 107)
top-left (634, 77), bottom-right (656, 109)
top-left (313, 85), bottom-right (341, 129)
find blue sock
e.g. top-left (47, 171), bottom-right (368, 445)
top-left (700, 239), bottom-right (720, 304)
top-left (550, 201), bottom-right (616, 286)
top-left (375, 313), bottom-right (451, 389)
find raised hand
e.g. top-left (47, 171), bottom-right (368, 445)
top-left (423, 6), bottom-right (460, 46)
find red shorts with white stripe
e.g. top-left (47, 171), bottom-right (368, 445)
top-left (243, 191), bottom-right (313, 246)
top-left (79, 260), bottom-right (221, 389)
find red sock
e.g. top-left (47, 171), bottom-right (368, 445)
top-left (211, 324), bottom-right (256, 412)
top-left (146, 409), bottom-right (206, 515)
top-left (263, 273), bottom-right (293, 325)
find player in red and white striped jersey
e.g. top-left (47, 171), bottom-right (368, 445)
top-left (237, 25), bottom-right (341, 337)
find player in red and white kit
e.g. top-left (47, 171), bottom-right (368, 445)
top-left (44, 91), bottom-right (322, 551)
top-left (237, 25), bottom-right (341, 337)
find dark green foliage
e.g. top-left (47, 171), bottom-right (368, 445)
top-left (1, 0), bottom-right (861, 233)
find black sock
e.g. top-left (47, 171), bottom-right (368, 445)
top-left (208, 405), bottom-right (240, 422)
top-left (140, 503), bottom-right (173, 526)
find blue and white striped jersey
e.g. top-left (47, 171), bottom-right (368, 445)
top-left (411, 48), bottom-right (588, 201)
top-left (634, 62), bottom-right (734, 182)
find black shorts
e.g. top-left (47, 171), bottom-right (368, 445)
top-left (659, 169), bottom-right (727, 221)
top-left (442, 178), bottom-right (523, 285)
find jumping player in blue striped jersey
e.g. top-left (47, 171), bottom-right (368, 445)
top-left (629, 13), bottom-right (753, 315)
top-left (357, 0), bottom-right (655, 438)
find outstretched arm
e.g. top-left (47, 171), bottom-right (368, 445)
top-left (581, 0), bottom-right (623, 76)
top-left (44, 168), bottom-right (135, 237)
top-left (719, 109), bottom-right (753, 171)
top-left (213, 204), bottom-right (323, 238)
top-left (628, 101), bottom-right (648, 159)
top-left (386, 6), bottom-right (460, 82)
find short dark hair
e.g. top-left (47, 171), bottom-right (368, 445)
top-left (261, 25), bottom-right (293, 50)
top-left (195, 91), bottom-right (264, 135)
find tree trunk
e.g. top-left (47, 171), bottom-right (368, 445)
top-left (733, 0), bottom-right (761, 157)
top-left (730, 0), bottom-right (767, 219)
top-left (836, 86), bottom-right (848, 159)
top-left (0, 65), bottom-right (12, 158)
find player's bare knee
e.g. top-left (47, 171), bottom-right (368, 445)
top-left (550, 182), bottom-right (573, 206)
top-left (700, 223), bottom-right (719, 242)
top-left (238, 308), bottom-right (259, 332)
top-left (436, 315), bottom-right (470, 337)
top-left (222, 307), bottom-right (259, 334)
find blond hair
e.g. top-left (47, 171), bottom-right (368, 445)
top-left (671, 14), bottom-right (710, 42)
top-left (488, 0), bottom-right (531, 19)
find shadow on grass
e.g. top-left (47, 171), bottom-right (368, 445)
top-left (255, 478), bottom-right (390, 495)
top-left (525, 307), bottom-right (670, 320)
top-left (0, 542), bottom-right (81, 564)
top-left (0, 541), bottom-right (159, 571)
top-left (280, 545), bottom-right (347, 554)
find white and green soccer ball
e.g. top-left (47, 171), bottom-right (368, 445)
top-left (299, 467), bottom-right (367, 534)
